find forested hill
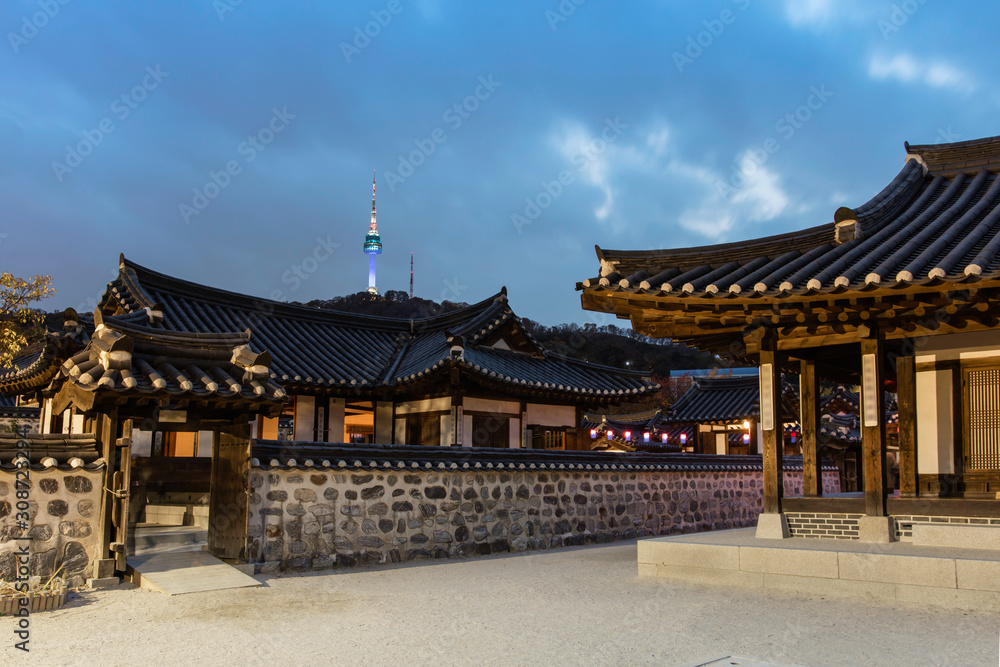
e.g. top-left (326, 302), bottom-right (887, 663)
top-left (305, 290), bottom-right (715, 375)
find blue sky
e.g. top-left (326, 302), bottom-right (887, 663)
top-left (2, 0), bottom-right (998, 325)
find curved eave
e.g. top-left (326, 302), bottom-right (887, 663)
top-left (581, 270), bottom-right (1000, 305)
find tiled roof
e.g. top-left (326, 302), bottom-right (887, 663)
top-left (53, 311), bottom-right (287, 411)
top-left (251, 441), bottom-right (833, 472)
top-left (580, 135), bottom-right (1000, 299)
top-left (0, 320), bottom-right (88, 395)
top-left (97, 256), bottom-right (655, 401)
top-left (667, 376), bottom-right (760, 423)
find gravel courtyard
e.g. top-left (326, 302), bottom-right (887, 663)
top-left (9, 541), bottom-right (1000, 666)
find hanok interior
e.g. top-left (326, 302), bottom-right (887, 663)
top-left (580, 135), bottom-right (1000, 541)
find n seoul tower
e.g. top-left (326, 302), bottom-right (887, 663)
top-left (363, 171), bottom-right (382, 295)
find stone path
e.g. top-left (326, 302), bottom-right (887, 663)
top-left (12, 541), bottom-right (1000, 666)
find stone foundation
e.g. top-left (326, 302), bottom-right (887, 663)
top-left (785, 512), bottom-right (1000, 541)
top-left (248, 464), bottom-right (841, 570)
top-left (0, 466), bottom-right (105, 588)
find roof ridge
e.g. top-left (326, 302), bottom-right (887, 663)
top-left (119, 255), bottom-right (508, 332)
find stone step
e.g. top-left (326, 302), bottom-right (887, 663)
top-left (638, 528), bottom-right (1000, 612)
top-left (912, 523), bottom-right (1000, 550)
top-left (133, 526), bottom-right (208, 549)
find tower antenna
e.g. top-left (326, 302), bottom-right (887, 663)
top-left (409, 252), bottom-right (414, 299)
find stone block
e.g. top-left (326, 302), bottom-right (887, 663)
top-left (740, 546), bottom-right (839, 579)
top-left (838, 552), bottom-right (956, 588)
top-left (754, 513), bottom-right (789, 539)
top-left (858, 516), bottom-right (894, 543)
top-left (637, 540), bottom-right (740, 571)
top-left (956, 559), bottom-right (1000, 592)
top-left (86, 577), bottom-right (121, 590)
top-left (913, 523), bottom-right (1000, 550)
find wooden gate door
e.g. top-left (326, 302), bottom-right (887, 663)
top-left (208, 423), bottom-right (252, 560)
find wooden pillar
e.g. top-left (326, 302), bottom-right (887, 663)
top-left (758, 341), bottom-right (783, 515)
top-left (860, 328), bottom-right (887, 517)
top-left (799, 359), bottom-right (821, 496)
top-left (95, 407), bottom-right (119, 566)
top-left (896, 353), bottom-right (918, 497)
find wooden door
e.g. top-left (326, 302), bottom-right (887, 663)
top-left (208, 423), bottom-right (251, 560)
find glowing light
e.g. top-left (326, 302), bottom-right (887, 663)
top-left (742, 420), bottom-right (750, 429)
top-left (743, 432), bottom-right (751, 445)
top-left (679, 433), bottom-right (687, 445)
top-left (624, 430), bottom-right (632, 441)
top-left (643, 431), bottom-right (650, 443)
top-left (590, 428), bottom-right (597, 439)
top-left (607, 430), bottom-right (613, 441)
top-left (661, 433), bottom-right (668, 443)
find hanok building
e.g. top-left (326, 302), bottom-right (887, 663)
top-left (580, 134), bottom-right (1000, 543)
top-left (0, 255), bottom-right (655, 582)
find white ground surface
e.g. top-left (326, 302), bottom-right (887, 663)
top-left (8, 541), bottom-right (1000, 666)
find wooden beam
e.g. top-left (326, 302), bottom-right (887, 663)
top-left (758, 334), bottom-right (783, 515)
top-left (860, 332), bottom-right (887, 517)
top-left (896, 353), bottom-right (918, 498)
top-left (799, 359), bottom-right (821, 497)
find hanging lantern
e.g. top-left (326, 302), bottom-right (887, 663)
top-left (590, 428), bottom-right (597, 439)
top-left (743, 432), bottom-right (751, 445)
top-left (679, 433), bottom-right (687, 445)
top-left (607, 430), bottom-right (613, 441)
top-left (661, 433), bottom-right (668, 444)
top-left (624, 430), bottom-right (632, 441)
top-left (643, 431), bottom-right (650, 443)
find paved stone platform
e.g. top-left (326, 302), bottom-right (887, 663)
top-left (639, 528), bottom-right (1000, 611)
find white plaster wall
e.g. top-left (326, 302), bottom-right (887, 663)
top-left (524, 403), bottom-right (575, 428)
top-left (462, 415), bottom-right (473, 447)
top-left (197, 430), bottom-right (214, 457)
top-left (294, 395), bottom-right (315, 442)
top-left (440, 414), bottom-right (454, 447)
top-left (329, 398), bottom-right (346, 443)
top-left (394, 417), bottom-right (406, 445)
top-left (40, 399), bottom-right (52, 434)
top-left (395, 397), bottom-right (451, 415)
top-left (914, 330), bottom-right (1000, 362)
top-left (916, 369), bottom-right (954, 475)
top-left (132, 429), bottom-right (153, 457)
top-left (509, 417), bottom-right (521, 448)
top-left (463, 397), bottom-right (519, 415)
top-left (715, 432), bottom-right (727, 455)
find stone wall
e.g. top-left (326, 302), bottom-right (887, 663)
top-left (0, 466), bottom-right (104, 588)
top-left (248, 464), bottom-right (840, 571)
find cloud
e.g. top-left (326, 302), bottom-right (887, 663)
top-left (868, 53), bottom-right (976, 93)
top-left (785, 0), bottom-right (836, 26)
top-left (784, 0), bottom-right (873, 28)
top-left (677, 150), bottom-right (790, 240)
